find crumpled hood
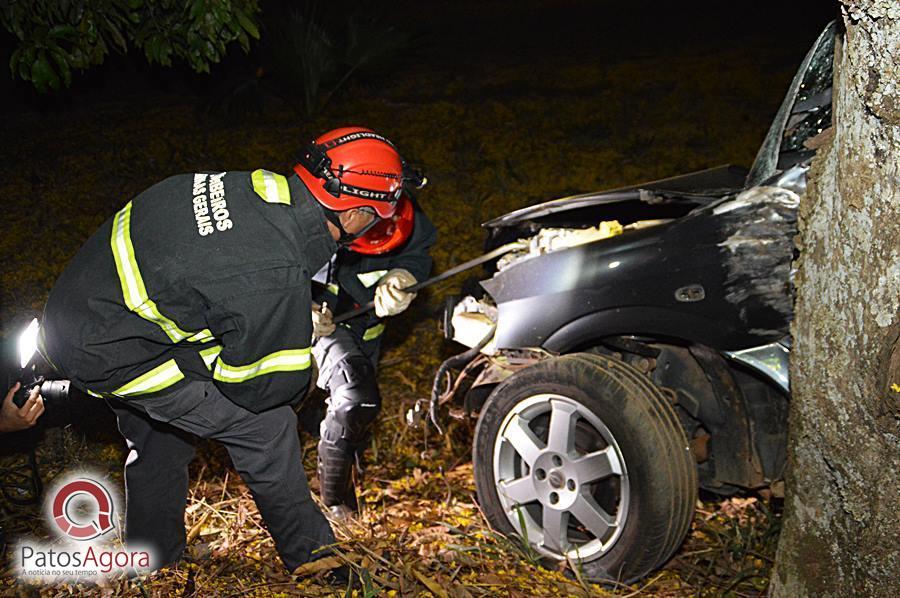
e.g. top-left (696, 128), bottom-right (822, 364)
top-left (483, 164), bottom-right (749, 229)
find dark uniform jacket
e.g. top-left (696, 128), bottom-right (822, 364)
top-left (313, 202), bottom-right (436, 343)
top-left (40, 170), bottom-right (337, 414)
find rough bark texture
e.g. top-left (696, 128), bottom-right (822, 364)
top-left (771, 3), bottom-right (900, 597)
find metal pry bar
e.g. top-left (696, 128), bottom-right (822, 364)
top-left (332, 241), bottom-right (525, 324)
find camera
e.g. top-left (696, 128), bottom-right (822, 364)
top-left (9, 318), bottom-right (72, 411)
top-left (12, 377), bottom-right (70, 408)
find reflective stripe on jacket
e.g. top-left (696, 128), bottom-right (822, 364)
top-left (41, 170), bottom-right (337, 413)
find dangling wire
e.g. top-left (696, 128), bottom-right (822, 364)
top-left (428, 325), bottom-right (495, 434)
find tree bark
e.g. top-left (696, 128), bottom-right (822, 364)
top-left (771, 3), bottom-right (900, 596)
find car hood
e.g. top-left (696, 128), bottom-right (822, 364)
top-left (483, 164), bottom-right (748, 229)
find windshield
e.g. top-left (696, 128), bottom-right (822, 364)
top-left (779, 33), bottom-right (834, 158)
top-left (746, 21), bottom-right (836, 186)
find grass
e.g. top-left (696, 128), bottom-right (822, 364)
top-left (1, 419), bottom-right (782, 596)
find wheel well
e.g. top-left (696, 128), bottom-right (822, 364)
top-left (575, 337), bottom-right (786, 493)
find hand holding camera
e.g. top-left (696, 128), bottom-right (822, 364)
top-left (0, 382), bottom-right (44, 433)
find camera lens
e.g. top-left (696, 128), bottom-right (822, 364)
top-left (40, 379), bottom-right (70, 403)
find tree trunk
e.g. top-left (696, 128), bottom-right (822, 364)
top-left (771, 3), bottom-right (900, 596)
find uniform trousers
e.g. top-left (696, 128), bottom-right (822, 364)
top-left (107, 380), bottom-right (334, 571)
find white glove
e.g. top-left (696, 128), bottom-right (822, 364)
top-left (311, 303), bottom-right (335, 338)
top-left (374, 269), bottom-right (417, 317)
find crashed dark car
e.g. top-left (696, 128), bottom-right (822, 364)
top-left (435, 22), bottom-right (835, 583)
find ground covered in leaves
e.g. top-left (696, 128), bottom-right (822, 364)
top-left (1, 1), bottom-right (829, 595)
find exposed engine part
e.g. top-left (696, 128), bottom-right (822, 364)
top-left (480, 349), bottom-right (551, 381)
top-left (450, 296), bottom-right (498, 354)
top-left (427, 326), bottom-right (496, 433)
top-left (496, 220), bottom-right (623, 271)
top-left (495, 219), bottom-right (675, 273)
top-left (447, 219), bottom-right (681, 357)
top-left (623, 219), bottom-right (675, 230)
top-left (408, 347), bottom-right (555, 430)
top-left (463, 349), bottom-right (554, 409)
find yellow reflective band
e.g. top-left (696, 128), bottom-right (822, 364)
top-left (213, 348), bottom-right (311, 383)
top-left (200, 345), bottom-right (223, 370)
top-left (110, 202), bottom-right (194, 342)
top-left (357, 270), bottom-right (388, 288)
top-left (251, 169), bottom-right (291, 205)
top-left (363, 322), bottom-right (385, 341)
top-left (187, 329), bottom-right (215, 343)
top-left (87, 389), bottom-right (103, 398)
top-left (326, 283), bottom-right (339, 296)
top-left (112, 359), bottom-right (185, 397)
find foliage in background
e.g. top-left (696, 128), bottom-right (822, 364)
top-left (259, 0), bottom-right (417, 115)
top-left (1, 0), bottom-right (260, 93)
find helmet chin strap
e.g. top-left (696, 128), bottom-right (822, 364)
top-left (322, 207), bottom-right (379, 247)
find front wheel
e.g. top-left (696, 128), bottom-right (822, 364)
top-left (473, 353), bottom-right (697, 583)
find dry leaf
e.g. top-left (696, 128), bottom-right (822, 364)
top-left (293, 556), bottom-right (343, 577)
top-left (411, 568), bottom-right (450, 598)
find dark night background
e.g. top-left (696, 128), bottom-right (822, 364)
top-left (0, 0), bottom-right (836, 594)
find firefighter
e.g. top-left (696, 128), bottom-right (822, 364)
top-left (38, 126), bottom-right (413, 571)
top-left (304, 133), bottom-right (436, 518)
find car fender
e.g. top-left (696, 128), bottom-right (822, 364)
top-left (540, 307), bottom-right (748, 353)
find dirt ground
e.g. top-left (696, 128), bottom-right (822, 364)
top-left (0, 1), bottom-right (834, 595)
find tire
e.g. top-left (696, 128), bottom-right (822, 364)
top-left (473, 353), bottom-right (697, 583)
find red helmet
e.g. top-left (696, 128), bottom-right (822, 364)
top-left (293, 126), bottom-right (404, 219)
top-left (349, 193), bottom-right (415, 255)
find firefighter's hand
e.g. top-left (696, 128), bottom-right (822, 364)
top-left (374, 269), bottom-right (417, 317)
top-left (312, 303), bottom-right (336, 338)
top-left (0, 383), bottom-right (44, 434)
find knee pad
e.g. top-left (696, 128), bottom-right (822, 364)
top-left (322, 355), bottom-right (381, 446)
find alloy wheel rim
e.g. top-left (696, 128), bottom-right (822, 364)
top-left (492, 393), bottom-right (630, 562)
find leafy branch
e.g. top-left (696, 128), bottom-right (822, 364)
top-left (1, 0), bottom-right (261, 93)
